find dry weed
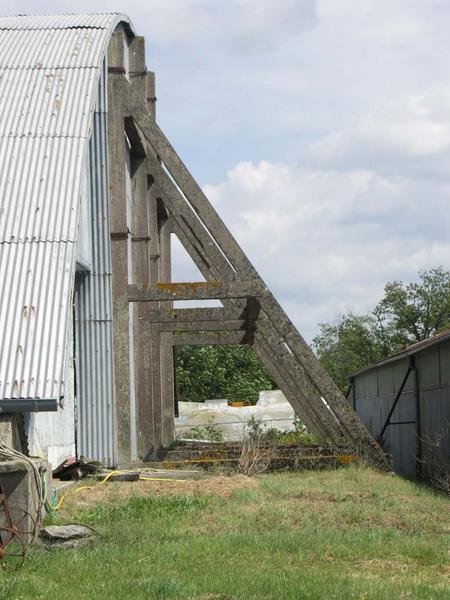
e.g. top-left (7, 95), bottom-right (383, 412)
top-left (58, 474), bottom-right (256, 517)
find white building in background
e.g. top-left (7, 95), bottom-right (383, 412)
top-left (175, 390), bottom-right (296, 442)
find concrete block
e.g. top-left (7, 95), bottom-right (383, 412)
top-left (0, 459), bottom-right (50, 543)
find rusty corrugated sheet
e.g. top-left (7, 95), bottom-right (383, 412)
top-left (0, 13), bottom-right (130, 402)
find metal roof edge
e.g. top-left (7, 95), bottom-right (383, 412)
top-left (348, 328), bottom-right (450, 379)
top-left (0, 13), bottom-right (135, 36)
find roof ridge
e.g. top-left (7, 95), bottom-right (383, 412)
top-left (0, 12), bottom-right (121, 18)
top-left (0, 13), bottom-right (133, 33)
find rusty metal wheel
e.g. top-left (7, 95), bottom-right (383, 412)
top-left (0, 527), bottom-right (26, 569)
top-left (0, 504), bottom-right (37, 543)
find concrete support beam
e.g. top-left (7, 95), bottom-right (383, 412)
top-left (172, 332), bottom-right (247, 346)
top-left (148, 307), bottom-right (246, 323)
top-left (128, 281), bottom-right (264, 302)
top-left (144, 159), bottom-right (343, 441)
top-left (155, 320), bottom-right (246, 333)
top-left (127, 101), bottom-right (387, 464)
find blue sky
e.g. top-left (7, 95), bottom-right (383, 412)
top-left (6, 1), bottom-right (450, 340)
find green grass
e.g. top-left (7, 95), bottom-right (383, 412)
top-left (1, 466), bottom-right (449, 599)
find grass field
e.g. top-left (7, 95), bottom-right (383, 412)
top-left (1, 466), bottom-right (449, 599)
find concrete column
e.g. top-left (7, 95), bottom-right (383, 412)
top-left (108, 33), bottom-right (175, 463)
top-left (129, 38), bottom-right (174, 457)
top-left (108, 33), bottom-right (132, 465)
top-left (128, 37), bottom-right (156, 460)
top-left (158, 205), bottom-right (175, 446)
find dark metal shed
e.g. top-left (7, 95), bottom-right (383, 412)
top-left (349, 329), bottom-right (450, 480)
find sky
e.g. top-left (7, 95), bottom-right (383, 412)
top-left (6, 0), bottom-right (450, 341)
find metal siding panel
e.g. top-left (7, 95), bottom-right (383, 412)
top-left (376, 389), bottom-right (417, 478)
top-left (0, 136), bottom-right (85, 242)
top-left (76, 160), bottom-right (92, 269)
top-left (357, 395), bottom-right (384, 436)
top-left (417, 347), bottom-right (440, 390)
top-left (26, 314), bottom-right (76, 468)
top-left (439, 340), bottom-right (450, 386)
top-left (354, 375), bottom-right (365, 400)
top-left (387, 388), bottom-right (414, 430)
top-left (394, 358), bottom-right (414, 392)
top-left (0, 240), bottom-right (74, 398)
top-left (386, 422), bottom-right (417, 478)
top-left (420, 387), bottom-right (450, 469)
top-left (353, 341), bottom-right (450, 481)
top-left (354, 370), bottom-right (418, 477)
top-left (0, 14), bottom-right (131, 405)
top-left (378, 364), bottom-right (394, 396)
top-left (76, 62), bottom-right (115, 466)
top-left (365, 369), bottom-right (377, 398)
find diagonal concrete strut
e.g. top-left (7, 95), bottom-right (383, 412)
top-left (125, 102), bottom-right (388, 466)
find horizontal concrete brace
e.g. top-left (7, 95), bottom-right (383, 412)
top-left (154, 319), bottom-right (247, 333)
top-left (147, 307), bottom-right (246, 323)
top-left (128, 280), bottom-right (264, 302)
top-left (172, 331), bottom-right (247, 346)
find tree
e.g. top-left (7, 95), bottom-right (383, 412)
top-left (312, 312), bottom-right (392, 393)
top-left (313, 267), bottom-right (450, 392)
top-left (175, 344), bottom-right (275, 404)
top-left (374, 267), bottom-right (450, 344)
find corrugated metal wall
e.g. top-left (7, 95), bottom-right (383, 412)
top-left (353, 341), bottom-right (450, 479)
top-left (0, 13), bottom-right (130, 405)
top-left (415, 342), bottom-right (450, 479)
top-left (75, 61), bottom-right (115, 466)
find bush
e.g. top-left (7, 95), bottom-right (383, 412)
top-left (175, 345), bottom-right (275, 404)
top-left (246, 416), bottom-right (324, 447)
top-left (182, 418), bottom-right (224, 442)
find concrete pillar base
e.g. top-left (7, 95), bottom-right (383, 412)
top-left (0, 459), bottom-right (51, 543)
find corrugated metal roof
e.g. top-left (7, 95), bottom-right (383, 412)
top-left (350, 327), bottom-right (450, 378)
top-left (0, 29), bottom-right (107, 68)
top-left (0, 67), bottom-right (97, 137)
top-left (0, 136), bottom-right (85, 243)
top-left (0, 13), bottom-right (131, 31)
top-left (0, 13), bottom-right (133, 400)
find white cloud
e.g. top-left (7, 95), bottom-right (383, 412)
top-left (3, 0), bottom-right (450, 341)
top-left (197, 160), bottom-right (450, 341)
top-left (4, 0), bottom-right (316, 50)
top-left (306, 84), bottom-right (450, 176)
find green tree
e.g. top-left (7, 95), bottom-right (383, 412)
top-left (313, 267), bottom-right (450, 392)
top-left (175, 344), bottom-right (275, 404)
top-left (312, 312), bottom-right (391, 393)
top-left (374, 267), bottom-right (450, 344)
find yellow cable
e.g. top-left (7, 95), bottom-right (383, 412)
top-left (99, 469), bottom-right (125, 484)
top-left (53, 494), bottom-right (65, 511)
top-left (47, 470), bottom-right (188, 512)
top-left (74, 485), bottom-right (96, 492)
